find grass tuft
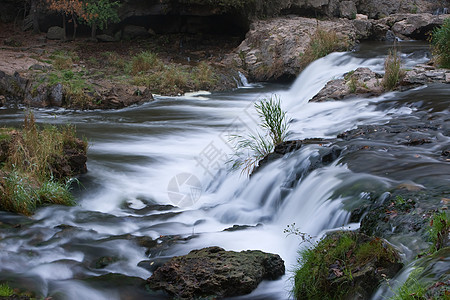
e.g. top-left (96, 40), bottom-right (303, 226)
top-left (430, 18), bottom-right (450, 68)
top-left (428, 211), bottom-right (449, 253)
top-left (229, 95), bottom-right (291, 175)
top-left (300, 27), bottom-right (348, 68)
top-left (383, 49), bottom-right (404, 91)
top-left (0, 283), bottom-right (14, 297)
top-left (0, 112), bottom-right (85, 215)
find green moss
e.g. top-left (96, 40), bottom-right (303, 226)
top-left (293, 232), bottom-right (401, 300)
top-left (428, 211), bottom-right (449, 253)
top-left (0, 283), bottom-right (14, 297)
top-left (390, 268), bottom-right (427, 300)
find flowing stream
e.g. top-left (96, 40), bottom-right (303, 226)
top-left (0, 41), bottom-right (448, 299)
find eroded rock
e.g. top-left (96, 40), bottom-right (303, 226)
top-left (147, 246), bottom-right (285, 299)
top-left (225, 16), bottom-right (356, 81)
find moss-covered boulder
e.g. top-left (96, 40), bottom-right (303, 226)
top-left (147, 246), bottom-right (285, 299)
top-left (293, 231), bottom-right (403, 300)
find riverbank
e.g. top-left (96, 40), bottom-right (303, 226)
top-left (0, 24), bottom-right (241, 109)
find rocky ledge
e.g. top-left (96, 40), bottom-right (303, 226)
top-left (225, 13), bottom-right (447, 82)
top-left (146, 246), bottom-right (285, 299)
top-left (0, 69), bottom-right (153, 110)
top-left (310, 64), bottom-right (450, 102)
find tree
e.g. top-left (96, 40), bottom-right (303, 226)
top-left (82, 0), bottom-right (120, 39)
top-left (46, 0), bottom-right (87, 40)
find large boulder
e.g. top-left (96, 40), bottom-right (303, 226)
top-left (121, 25), bottom-right (150, 40)
top-left (294, 231), bottom-right (403, 300)
top-left (46, 26), bottom-right (65, 40)
top-left (146, 246), bottom-right (285, 299)
top-left (224, 16), bottom-right (356, 81)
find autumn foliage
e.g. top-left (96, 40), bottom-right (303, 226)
top-left (45, 0), bottom-right (120, 39)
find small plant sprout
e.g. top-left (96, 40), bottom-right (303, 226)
top-left (229, 94), bottom-right (291, 175)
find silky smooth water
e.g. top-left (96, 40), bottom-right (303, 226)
top-left (0, 41), bottom-right (448, 299)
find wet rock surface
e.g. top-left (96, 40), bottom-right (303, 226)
top-left (146, 246), bottom-right (285, 299)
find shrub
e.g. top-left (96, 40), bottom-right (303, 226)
top-left (300, 27), bottom-right (348, 68)
top-left (430, 18), bottom-right (450, 68)
top-left (383, 49), bottom-right (404, 91)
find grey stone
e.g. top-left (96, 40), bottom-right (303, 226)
top-left (97, 34), bottom-right (116, 42)
top-left (147, 246), bottom-right (285, 299)
top-left (353, 19), bottom-right (373, 39)
top-left (47, 26), bottom-right (65, 40)
top-left (340, 1), bottom-right (357, 19)
top-left (50, 83), bottom-right (64, 106)
top-left (385, 30), bottom-right (396, 42)
top-left (122, 25), bottom-right (149, 40)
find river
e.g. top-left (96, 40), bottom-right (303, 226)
top-left (0, 41), bottom-right (449, 299)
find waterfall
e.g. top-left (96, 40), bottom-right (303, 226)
top-left (0, 43), bottom-right (440, 300)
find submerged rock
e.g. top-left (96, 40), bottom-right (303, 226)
top-left (146, 246), bottom-right (285, 299)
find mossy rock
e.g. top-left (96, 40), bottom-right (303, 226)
top-left (293, 231), bottom-right (403, 300)
top-left (147, 246), bottom-right (285, 299)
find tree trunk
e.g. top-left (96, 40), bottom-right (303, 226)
top-left (72, 14), bottom-right (78, 40)
top-left (31, 0), bottom-right (40, 34)
top-left (91, 22), bottom-right (97, 39)
top-left (62, 14), bottom-right (67, 40)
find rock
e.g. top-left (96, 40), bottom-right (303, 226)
top-left (311, 67), bottom-right (383, 102)
top-left (384, 13), bottom-right (447, 39)
top-left (96, 34), bottom-right (116, 42)
top-left (353, 19), bottom-right (373, 39)
top-left (355, 14), bottom-right (369, 20)
top-left (49, 83), bottom-right (63, 106)
top-left (147, 246), bottom-right (285, 299)
top-left (385, 30), bottom-right (397, 41)
top-left (122, 25), bottom-right (149, 40)
top-left (294, 231), bottom-right (403, 300)
top-left (339, 1), bottom-right (357, 19)
top-left (224, 16), bottom-right (356, 81)
top-left (47, 26), bottom-right (65, 40)
top-left (29, 64), bottom-right (51, 71)
top-left (402, 65), bottom-right (450, 86)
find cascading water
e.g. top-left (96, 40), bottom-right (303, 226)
top-left (0, 41), bottom-right (446, 299)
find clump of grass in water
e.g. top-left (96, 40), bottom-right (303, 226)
top-left (383, 49), bottom-right (404, 91)
top-left (229, 94), bottom-right (291, 175)
top-left (0, 112), bottom-right (82, 215)
top-left (300, 27), bottom-right (349, 68)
